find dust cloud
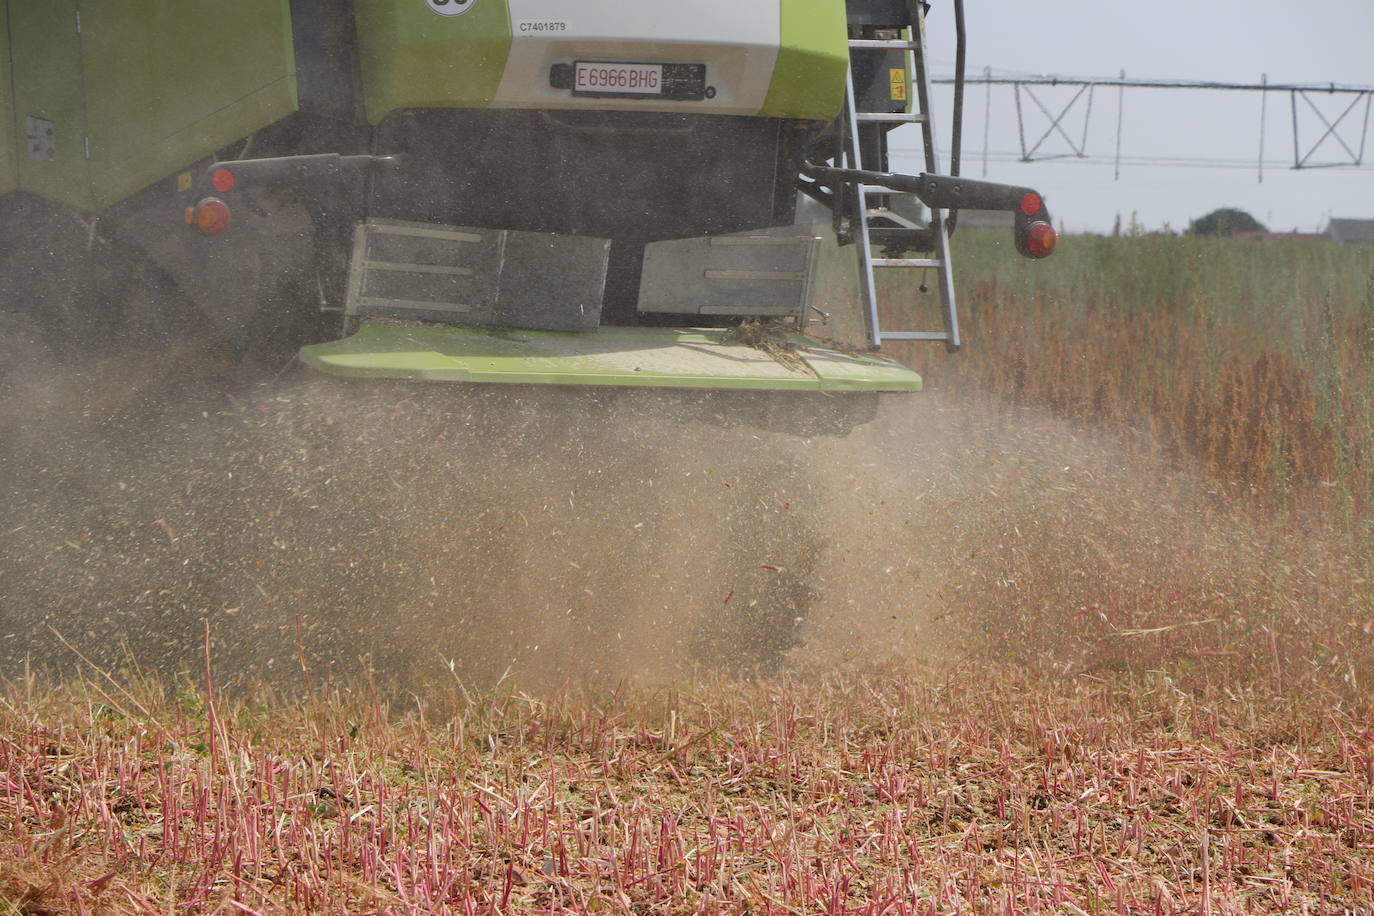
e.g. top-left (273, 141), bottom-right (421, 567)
top-left (0, 342), bottom-right (1283, 695)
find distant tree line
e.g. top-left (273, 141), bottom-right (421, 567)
top-left (1187, 208), bottom-right (1266, 237)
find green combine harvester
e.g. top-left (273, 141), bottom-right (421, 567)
top-left (0, 0), bottom-right (1056, 393)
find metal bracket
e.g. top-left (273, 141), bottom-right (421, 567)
top-left (1013, 81), bottom-right (1095, 162)
top-left (1291, 89), bottom-right (1372, 169)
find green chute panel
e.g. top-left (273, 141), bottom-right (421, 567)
top-left (301, 321), bottom-right (923, 392)
top-left (0, 4), bottom-right (16, 196)
top-left (354, 0), bottom-right (513, 125)
top-left (6, 0), bottom-right (296, 212)
top-left (760, 0), bottom-right (848, 121)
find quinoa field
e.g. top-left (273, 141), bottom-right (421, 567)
top-left (2, 232), bottom-right (1372, 914)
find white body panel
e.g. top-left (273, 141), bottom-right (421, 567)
top-left (494, 0), bottom-right (781, 115)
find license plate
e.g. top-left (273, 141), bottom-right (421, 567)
top-left (558, 62), bottom-right (708, 101)
top-left (573, 62), bottom-right (664, 97)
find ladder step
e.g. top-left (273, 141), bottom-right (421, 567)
top-left (872, 258), bottom-right (942, 268)
top-left (880, 331), bottom-right (953, 342)
top-left (868, 226), bottom-right (934, 249)
top-left (848, 39), bottom-right (919, 50)
top-left (860, 184), bottom-right (920, 196)
top-left (865, 210), bottom-right (924, 228)
top-left (855, 112), bottom-right (926, 123)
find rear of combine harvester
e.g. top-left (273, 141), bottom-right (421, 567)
top-left (0, 0), bottom-right (1056, 392)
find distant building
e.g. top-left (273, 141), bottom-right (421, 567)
top-left (1232, 230), bottom-right (1326, 243)
top-left (1325, 218), bottom-right (1374, 245)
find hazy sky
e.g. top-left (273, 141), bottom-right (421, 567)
top-left (889, 1), bottom-right (1374, 233)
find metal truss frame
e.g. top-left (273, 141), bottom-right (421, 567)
top-left (945, 73), bottom-right (1373, 182)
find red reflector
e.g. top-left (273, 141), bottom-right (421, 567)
top-left (212, 168), bottom-right (236, 193)
top-left (1019, 192), bottom-right (1042, 216)
top-left (1026, 221), bottom-right (1058, 258)
top-left (194, 197), bottom-right (232, 236)
top-left (183, 206), bottom-right (195, 225)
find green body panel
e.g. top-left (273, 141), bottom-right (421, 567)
top-left (0, 5), bottom-right (15, 196)
top-left (354, 0), bottom-right (513, 124)
top-left (8, 0), bottom-right (89, 208)
top-left (6, 0), bottom-right (296, 211)
top-left (79, 0), bottom-right (297, 210)
top-left (354, 1), bottom-right (844, 124)
top-left (760, 0), bottom-right (848, 120)
top-left (300, 321), bottom-right (922, 391)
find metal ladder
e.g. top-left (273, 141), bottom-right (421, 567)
top-left (843, 6), bottom-right (960, 351)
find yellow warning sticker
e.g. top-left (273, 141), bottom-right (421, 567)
top-left (176, 170), bottom-right (193, 193)
top-left (889, 68), bottom-right (908, 102)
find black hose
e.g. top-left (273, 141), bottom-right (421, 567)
top-left (948, 0), bottom-right (966, 234)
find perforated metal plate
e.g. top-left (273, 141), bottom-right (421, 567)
top-left (346, 219), bottom-right (611, 332)
top-left (638, 227), bottom-right (821, 318)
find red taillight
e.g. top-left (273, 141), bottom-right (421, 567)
top-left (212, 167), bottom-right (236, 193)
top-left (193, 197), bottom-right (232, 236)
top-left (1025, 221), bottom-right (1058, 258)
top-left (1019, 191), bottom-right (1042, 216)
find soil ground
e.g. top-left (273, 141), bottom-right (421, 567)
top-left (2, 345), bottom-right (1370, 914)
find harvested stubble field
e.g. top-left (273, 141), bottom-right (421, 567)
top-left (2, 662), bottom-right (1372, 914)
top-left (920, 230), bottom-right (1374, 522)
top-left (2, 233), bottom-right (1373, 913)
